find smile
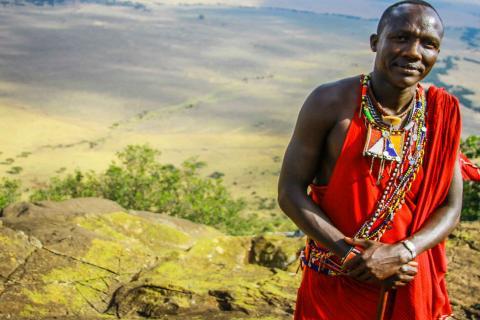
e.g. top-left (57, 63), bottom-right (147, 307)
top-left (394, 63), bottom-right (422, 74)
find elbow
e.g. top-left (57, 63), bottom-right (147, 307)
top-left (453, 206), bottom-right (462, 228)
top-left (277, 183), bottom-right (307, 219)
top-left (453, 196), bottom-right (463, 227)
top-left (448, 203), bottom-right (462, 234)
top-left (277, 186), bottom-right (289, 214)
top-left (451, 212), bottom-right (461, 234)
top-left (277, 184), bottom-right (299, 217)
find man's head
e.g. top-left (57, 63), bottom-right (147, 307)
top-left (370, 1), bottom-right (444, 88)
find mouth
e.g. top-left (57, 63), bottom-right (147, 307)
top-left (393, 62), bottom-right (422, 74)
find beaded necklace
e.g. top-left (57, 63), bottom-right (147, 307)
top-left (298, 75), bottom-right (428, 276)
top-left (358, 74), bottom-right (427, 240)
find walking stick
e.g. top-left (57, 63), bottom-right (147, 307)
top-left (376, 284), bottom-right (390, 320)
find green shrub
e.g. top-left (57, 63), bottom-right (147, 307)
top-left (462, 181), bottom-right (479, 221)
top-left (171, 159), bottom-right (247, 234)
top-left (100, 145), bottom-right (183, 213)
top-left (30, 145), bottom-right (249, 235)
top-left (30, 170), bottom-right (101, 202)
top-left (461, 135), bottom-right (480, 159)
top-left (7, 166), bottom-right (23, 175)
top-left (0, 178), bottom-right (20, 210)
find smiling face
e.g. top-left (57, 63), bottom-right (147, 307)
top-left (371, 4), bottom-right (444, 89)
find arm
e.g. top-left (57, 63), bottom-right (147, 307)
top-left (345, 157), bottom-right (463, 283)
top-left (277, 86), bottom-right (351, 257)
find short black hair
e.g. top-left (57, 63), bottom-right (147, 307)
top-left (377, 0), bottom-right (443, 35)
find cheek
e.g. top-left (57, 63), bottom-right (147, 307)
top-left (377, 49), bottom-right (396, 65)
top-left (422, 50), bottom-right (440, 67)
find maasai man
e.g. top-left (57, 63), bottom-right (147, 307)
top-left (278, 1), bottom-right (464, 319)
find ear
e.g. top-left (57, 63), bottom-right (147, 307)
top-left (370, 34), bottom-right (378, 52)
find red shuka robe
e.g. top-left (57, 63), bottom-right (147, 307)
top-left (294, 85), bottom-right (461, 320)
top-left (460, 152), bottom-right (480, 181)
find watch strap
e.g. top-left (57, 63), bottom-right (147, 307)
top-left (401, 239), bottom-right (417, 260)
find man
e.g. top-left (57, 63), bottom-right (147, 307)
top-left (278, 1), bottom-right (463, 319)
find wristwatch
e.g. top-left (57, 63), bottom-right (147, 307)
top-left (401, 239), bottom-right (417, 260)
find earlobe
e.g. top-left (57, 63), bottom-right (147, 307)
top-left (370, 34), bottom-right (378, 52)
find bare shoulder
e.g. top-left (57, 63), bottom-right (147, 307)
top-left (297, 75), bottom-right (361, 130)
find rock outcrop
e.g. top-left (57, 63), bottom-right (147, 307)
top-left (0, 198), bottom-right (303, 319)
top-left (0, 198), bottom-right (478, 319)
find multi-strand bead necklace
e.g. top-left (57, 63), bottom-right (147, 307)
top-left (299, 75), bottom-right (428, 276)
top-left (357, 74), bottom-right (427, 240)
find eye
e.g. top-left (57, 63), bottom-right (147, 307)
top-left (394, 34), bottom-right (408, 42)
top-left (423, 40), bottom-right (439, 49)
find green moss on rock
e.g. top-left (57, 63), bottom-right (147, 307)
top-left (75, 211), bottom-right (191, 248)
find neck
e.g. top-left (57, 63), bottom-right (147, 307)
top-left (370, 71), bottom-right (417, 114)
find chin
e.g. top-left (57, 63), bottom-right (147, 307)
top-left (390, 73), bottom-right (423, 89)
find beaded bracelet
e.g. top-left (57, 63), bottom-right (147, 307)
top-left (340, 246), bottom-right (363, 265)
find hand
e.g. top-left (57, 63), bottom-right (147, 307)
top-left (383, 260), bottom-right (419, 289)
top-left (343, 237), bottom-right (411, 283)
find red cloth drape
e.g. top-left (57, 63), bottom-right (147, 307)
top-left (460, 152), bottom-right (480, 181)
top-left (294, 85), bottom-right (461, 320)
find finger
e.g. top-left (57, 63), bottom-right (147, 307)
top-left (404, 269), bottom-right (417, 276)
top-left (399, 264), bottom-right (418, 276)
top-left (407, 261), bottom-right (418, 267)
top-left (344, 237), bottom-right (373, 249)
top-left (395, 277), bottom-right (414, 286)
top-left (397, 274), bottom-right (415, 283)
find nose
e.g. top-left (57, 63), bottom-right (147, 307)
top-left (403, 39), bottom-right (422, 60)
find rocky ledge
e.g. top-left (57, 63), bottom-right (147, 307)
top-left (0, 198), bottom-right (478, 319)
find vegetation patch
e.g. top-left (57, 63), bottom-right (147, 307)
top-left (0, 178), bottom-right (20, 210)
top-left (461, 136), bottom-right (480, 221)
top-left (27, 144), bottom-right (250, 235)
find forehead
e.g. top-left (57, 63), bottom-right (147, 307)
top-left (383, 4), bottom-right (443, 38)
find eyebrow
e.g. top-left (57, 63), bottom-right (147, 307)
top-left (389, 28), bottom-right (442, 40)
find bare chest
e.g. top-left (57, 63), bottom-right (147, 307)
top-left (315, 111), bottom-right (356, 185)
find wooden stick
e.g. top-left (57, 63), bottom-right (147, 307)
top-left (376, 285), bottom-right (390, 320)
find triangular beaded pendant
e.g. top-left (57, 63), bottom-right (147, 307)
top-left (384, 137), bottom-right (400, 159)
top-left (368, 135), bottom-right (385, 156)
top-left (363, 125), bottom-right (404, 162)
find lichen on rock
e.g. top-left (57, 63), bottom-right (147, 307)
top-left (0, 198), bottom-right (477, 319)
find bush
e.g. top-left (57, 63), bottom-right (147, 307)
top-left (0, 178), bottom-right (20, 210)
top-left (462, 181), bottom-right (479, 221)
top-left (171, 159), bottom-right (247, 234)
top-left (30, 170), bottom-right (101, 202)
top-left (461, 135), bottom-right (480, 159)
top-left (460, 135), bottom-right (480, 221)
top-left (7, 166), bottom-right (23, 175)
top-left (30, 145), bottom-right (249, 235)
